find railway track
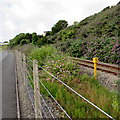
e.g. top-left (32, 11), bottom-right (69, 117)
top-left (69, 57), bottom-right (120, 76)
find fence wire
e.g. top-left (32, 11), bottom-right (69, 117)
top-left (26, 70), bottom-right (35, 110)
top-left (38, 79), bottom-right (72, 120)
top-left (16, 53), bottom-right (115, 120)
top-left (25, 58), bottom-right (67, 119)
top-left (39, 93), bottom-right (55, 119)
top-left (41, 105), bottom-right (48, 119)
top-left (26, 63), bottom-right (33, 72)
top-left (37, 64), bottom-right (115, 120)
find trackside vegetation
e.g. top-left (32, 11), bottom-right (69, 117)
top-left (28, 45), bottom-right (119, 119)
top-left (8, 3), bottom-right (120, 119)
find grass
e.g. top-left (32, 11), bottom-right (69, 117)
top-left (0, 45), bottom-right (8, 51)
top-left (29, 45), bottom-right (57, 66)
top-left (0, 47), bottom-right (2, 52)
top-left (27, 45), bottom-right (119, 119)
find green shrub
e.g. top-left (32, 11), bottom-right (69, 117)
top-left (36, 37), bottom-right (47, 46)
top-left (29, 45), bottom-right (57, 66)
top-left (68, 39), bottom-right (87, 57)
top-left (51, 20), bottom-right (68, 35)
top-left (27, 44), bottom-right (119, 118)
top-left (60, 30), bottom-right (75, 41)
top-left (20, 39), bottom-right (30, 45)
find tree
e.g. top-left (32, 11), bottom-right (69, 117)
top-left (36, 36), bottom-right (47, 47)
top-left (73, 21), bottom-right (79, 25)
top-left (51, 20), bottom-right (68, 35)
top-left (25, 33), bottom-right (32, 42)
top-left (32, 32), bottom-right (38, 44)
top-left (20, 39), bottom-right (30, 45)
top-left (4, 41), bottom-right (8, 43)
top-left (11, 33), bottom-right (26, 45)
top-left (45, 31), bottom-right (52, 36)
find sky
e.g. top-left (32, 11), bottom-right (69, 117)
top-left (0, 0), bottom-right (119, 42)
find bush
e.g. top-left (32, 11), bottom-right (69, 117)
top-left (29, 45), bottom-right (57, 66)
top-left (20, 39), bottom-right (30, 45)
top-left (45, 31), bottom-right (52, 36)
top-left (51, 20), bottom-right (68, 35)
top-left (60, 30), bottom-right (75, 41)
top-left (36, 37), bottom-right (47, 46)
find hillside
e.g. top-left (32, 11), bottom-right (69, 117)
top-left (51, 4), bottom-right (120, 64)
top-left (9, 3), bottom-right (120, 65)
top-left (7, 3), bottom-right (120, 119)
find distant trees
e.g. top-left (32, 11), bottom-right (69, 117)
top-left (73, 21), bottom-right (79, 25)
top-left (10, 33), bottom-right (35, 46)
top-left (4, 41), bottom-right (8, 43)
top-left (9, 32), bottom-right (48, 47)
top-left (9, 33), bottom-right (26, 46)
top-left (20, 39), bottom-right (30, 45)
top-left (32, 32), bottom-right (38, 44)
top-left (9, 20), bottom-right (69, 46)
top-left (25, 33), bottom-right (32, 42)
top-left (47, 31), bottom-right (52, 36)
top-left (51, 20), bottom-right (68, 35)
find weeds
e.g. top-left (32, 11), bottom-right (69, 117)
top-left (28, 45), bottom-right (119, 119)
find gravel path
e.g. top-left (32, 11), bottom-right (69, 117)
top-left (40, 95), bottom-right (66, 118)
top-left (79, 65), bottom-right (119, 91)
top-left (17, 75), bottom-right (35, 118)
top-left (24, 84), bottom-right (67, 118)
top-left (18, 74), bottom-right (66, 119)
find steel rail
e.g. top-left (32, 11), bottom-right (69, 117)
top-left (69, 57), bottom-right (119, 75)
top-left (73, 61), bottom-right (118, 75)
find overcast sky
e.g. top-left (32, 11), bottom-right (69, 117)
top-left (0, 0), bottom-right (119, 42)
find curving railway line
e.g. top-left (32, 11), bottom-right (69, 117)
top-left (69, 57), bottom-right (119, 76)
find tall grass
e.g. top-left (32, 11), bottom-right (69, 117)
top-left (28, 45), bottom-right (119, 119)
top-left (29, 45), bottom-right (57, 66)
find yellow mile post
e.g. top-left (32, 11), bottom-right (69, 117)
top-left (93, 57), bottom-right (98, 79)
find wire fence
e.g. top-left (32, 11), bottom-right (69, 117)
top-left (15, 50), bottom-right (115, 120)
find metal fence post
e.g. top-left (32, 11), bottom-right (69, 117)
top-left (33, 60), bottom-right (42, 118)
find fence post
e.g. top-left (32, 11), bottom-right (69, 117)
top-left (33, 60), bottom-right (42, 118)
